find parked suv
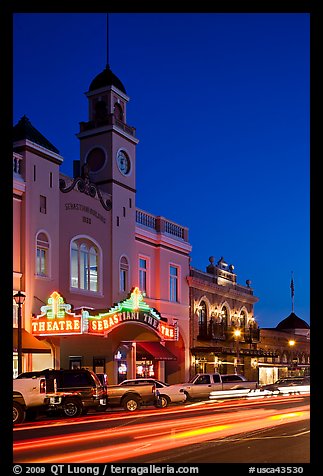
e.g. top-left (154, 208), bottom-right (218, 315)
top-left (17, 369), bottom-right (107, 417)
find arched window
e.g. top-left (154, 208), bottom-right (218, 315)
top-left (94, 100), bottom-right (107, 121)
top-left (120, 256), bottom-right (129, 292)
top-left (36, 231), bottom-right (49, 277)
top-left (221, 306), bottom-right (229, 325)
top-left (198, 301), bottom-right (208, 337)
top-left (71, 238), bottom-right (99, 292)
top-left (114, 102), bottom-right (123, 121)
top-left (240, 310), bottom-right (246, 328)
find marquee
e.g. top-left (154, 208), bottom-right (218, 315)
top-left (31, 288), bottom-right (178, 341)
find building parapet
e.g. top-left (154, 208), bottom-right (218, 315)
top-left (136, 208), bottom-right (189, 242)
top-left (190, 267), bottom-right (254, 295)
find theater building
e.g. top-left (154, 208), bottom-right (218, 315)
top-left (13, 64), bottom-right (191, 384)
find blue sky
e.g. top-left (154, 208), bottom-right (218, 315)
top-left (13, 13), bottom-right (310, 328)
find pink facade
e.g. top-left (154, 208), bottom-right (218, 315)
top-left (13, 67), bottom-right (192, 384)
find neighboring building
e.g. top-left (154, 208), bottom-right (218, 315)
top-left (13, 64), bottom-right (191, 384)
top-left (188, 256), bottom-right (260, 382)
top-left (258, 312), bottom-right (310, 384)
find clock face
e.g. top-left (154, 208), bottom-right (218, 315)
top-left (117, 150), bottom-right (131, 175)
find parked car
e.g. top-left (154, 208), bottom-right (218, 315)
top-left (106, 380), bottom-right (157, 411)
top-left (119, 378), bottom-right (187, 408)
top-left (260, 376), bottom-right (310, 393)
top-left (169, 373), bottom-right (258, 401)
top-left (17, 368), bottom-right (107, 417)
top-left (13, 376), bottom-right (50, 424)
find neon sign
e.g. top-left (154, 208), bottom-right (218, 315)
top-left (31, 288), bottom-right (178, 340)
top-left (31, 291), bottom-right (83, 336)
top-left (84, 287), bottom-right (178, 340)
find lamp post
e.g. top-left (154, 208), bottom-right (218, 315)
top-left (288, 339), bottom-right (296, 376)
top-left (13, 291), bottom-right (26, 376)
top-left (234, 328), bottom-right (241, 374)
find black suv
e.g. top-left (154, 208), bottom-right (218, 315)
top-left (17, 368), bottom-right (107, 417)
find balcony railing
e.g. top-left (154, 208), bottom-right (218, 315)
top-left (13, 153), bottom-right (23, 176)
top-left (136, 209), bottom-right (156, 230)
top-left (198, 322), bottom-right (226, 341)
top-left (79, 114), bottom-right (136, 137)
top-left (198, 323), bottom-right (260, 343)
top-left (136, 209), bottom-right (189, 242)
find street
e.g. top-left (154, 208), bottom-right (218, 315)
top-left (13, 394), bottom-right (310, 464)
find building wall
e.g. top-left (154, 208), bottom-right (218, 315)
top-left (13, 142), bottom-right (192, 383)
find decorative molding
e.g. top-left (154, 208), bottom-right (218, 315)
top-left (59, 173), bottom-right (112, 211)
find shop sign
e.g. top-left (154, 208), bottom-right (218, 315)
top-left (83, 287), bottom-right (178, 340)
top-left (31, 291), bottom-right (83, 336)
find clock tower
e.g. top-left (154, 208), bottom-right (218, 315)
top-left (76, 64), bottom-right (139, 301)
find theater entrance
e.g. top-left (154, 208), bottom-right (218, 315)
top-left (114, 339), bottom-right (177, 383)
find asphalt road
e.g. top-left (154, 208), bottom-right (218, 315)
top-left (13, 394), bottom-right (310, 465)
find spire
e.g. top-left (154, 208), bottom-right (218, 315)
top-left (290, 271), bottom-right (295, 313)
top-left (106, 13), bottom-right (109, 68)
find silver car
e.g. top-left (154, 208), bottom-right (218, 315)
top-left (119, 378), bottom-right (187, 408)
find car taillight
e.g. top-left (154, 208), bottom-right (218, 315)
top-left (40, 378), bottom-right (46, 393)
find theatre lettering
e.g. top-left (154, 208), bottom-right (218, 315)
top-left (32, 317), bottom-right (81, 334)
top-left (86, 310), bottom-right (177, 339)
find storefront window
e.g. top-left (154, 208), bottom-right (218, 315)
top-left (117, 362), bottom-right (127, 383)
top-left (136, 361), bottom-right (155, 378)
top-left (69, 357), bottom-right (82, 369)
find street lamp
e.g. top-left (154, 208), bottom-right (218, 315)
top-left (13, 291), bottom-right (26, 375)
top-left (288, 339), bottom-right (296, 375)
top-left (234, 329), bottom-right (241, 374)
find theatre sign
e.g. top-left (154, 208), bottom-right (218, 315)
top-left (31, 291), bottom-right (83, 336)
top-left (31, 288), bottom-right (178, 341)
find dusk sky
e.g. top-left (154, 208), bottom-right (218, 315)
top-left (13, 12), bottom-right (310, 329)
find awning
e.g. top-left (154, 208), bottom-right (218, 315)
top-left (13, 328), bottom-right (52, 353)
top-left (136, 342), bottom-right (177, 361)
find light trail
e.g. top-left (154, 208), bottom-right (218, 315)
top-left (13, 392), bottom-right (309, 432)
top-left (13, 395), bottom-right (310, 464)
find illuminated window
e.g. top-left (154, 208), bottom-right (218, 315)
top-left (139, 257), bottom-right (147, 295)
top-left (240, 310), bottom-right (246, 328)
top-left (120, 256), bottom-right (129, 292)
top-left (221, 306), bottom-right (229, 324)
top-left (36, 232), bottom-right (49, 277)
top-left (71, 238), bottom-right (99, 292)
top-left (169, 265), bottom-right (179, 302)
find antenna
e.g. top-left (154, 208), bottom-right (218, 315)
top-left (290, 271), bottom-right (295, 313)
top-left (106, 13), bottom-right (109, 68)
